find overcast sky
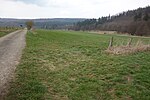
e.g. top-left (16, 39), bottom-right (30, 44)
top-left (0, 0), bottom-right (149, 19)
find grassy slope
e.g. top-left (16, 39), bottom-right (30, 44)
top-left (0, 29), bottom-right (17, 37)
top-left (7, 30), bottom-right (150, 100)
top-left (0, 32), bottom-right (8, 37)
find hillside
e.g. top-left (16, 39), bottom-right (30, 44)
top-left (73, 6), bottom-right (150, 36)
top-left (0, 18), bottom-right (85, 29)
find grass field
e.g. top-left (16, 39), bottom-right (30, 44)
top-left (7, 30), bottom-right (150, 100)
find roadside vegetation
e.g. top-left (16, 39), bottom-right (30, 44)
top-left (0, 27), bottom-right (18, 37)
top-left (25, 20), bottom-right (34, 30)
top-left (7, 30), bottom-right (150, 100)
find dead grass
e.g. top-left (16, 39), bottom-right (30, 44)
top-left (106, 44), bottom-right (150, 55)
top-left (89, 31), bottom-right (116, 34)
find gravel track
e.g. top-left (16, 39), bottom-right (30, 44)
top-left (0, 29), bottom-right (27, 99)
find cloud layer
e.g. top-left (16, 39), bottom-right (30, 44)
top-left (0, 0), bottom-right (149, 19)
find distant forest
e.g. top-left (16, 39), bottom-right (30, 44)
top-left (71, 6), bottom-right (150, 36)
top-left (0, 18), bottom-right (85, 29)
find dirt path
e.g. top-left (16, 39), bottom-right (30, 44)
top-left (0, 29), bottom-right (27, 98)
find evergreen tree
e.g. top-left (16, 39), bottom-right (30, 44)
top-left (143, 13), bottom-right (149, 21)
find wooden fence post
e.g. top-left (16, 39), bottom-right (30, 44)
top-left (127, 38), bottom-right (133, 47)
top-left (108, 37), bottom-right (113, 49)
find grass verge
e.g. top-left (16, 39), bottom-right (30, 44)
top-left (0, 29), bottom-right (18, 37)
top-left (0, 32), bottom-right (8, 37)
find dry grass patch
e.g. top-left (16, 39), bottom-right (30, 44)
top-left (106, 37), bottom-right (150, 55)
top-left (106, 44), bottom-right (150, 55)
top-left (89, 31), bottom-right (116, 34)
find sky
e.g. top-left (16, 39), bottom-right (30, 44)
top-left (0, 0), bottom-right (149, 19)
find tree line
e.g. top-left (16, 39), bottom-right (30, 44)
top-left (71, 6), bottom-right (150, 36)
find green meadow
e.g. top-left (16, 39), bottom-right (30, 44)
top-left (7, 30), bottom-right (150, 100)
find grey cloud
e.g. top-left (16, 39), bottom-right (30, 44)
top-left (13, 0), bottom-right (46, 6)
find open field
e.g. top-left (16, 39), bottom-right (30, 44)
top-left (6, 30), bottom-right (150, 100)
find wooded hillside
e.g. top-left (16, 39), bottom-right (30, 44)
top-left (0, 18), bottom-right (85, 29)
top-left (72, 6), bottom-right (150, 36)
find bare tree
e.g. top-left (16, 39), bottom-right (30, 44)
top-left (25, 20), bottom-right (34, 30)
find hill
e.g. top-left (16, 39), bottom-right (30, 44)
top-left (0, 18), bottom-right (85, 29)
top-left (73, 6), bottom-right (150, 36)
